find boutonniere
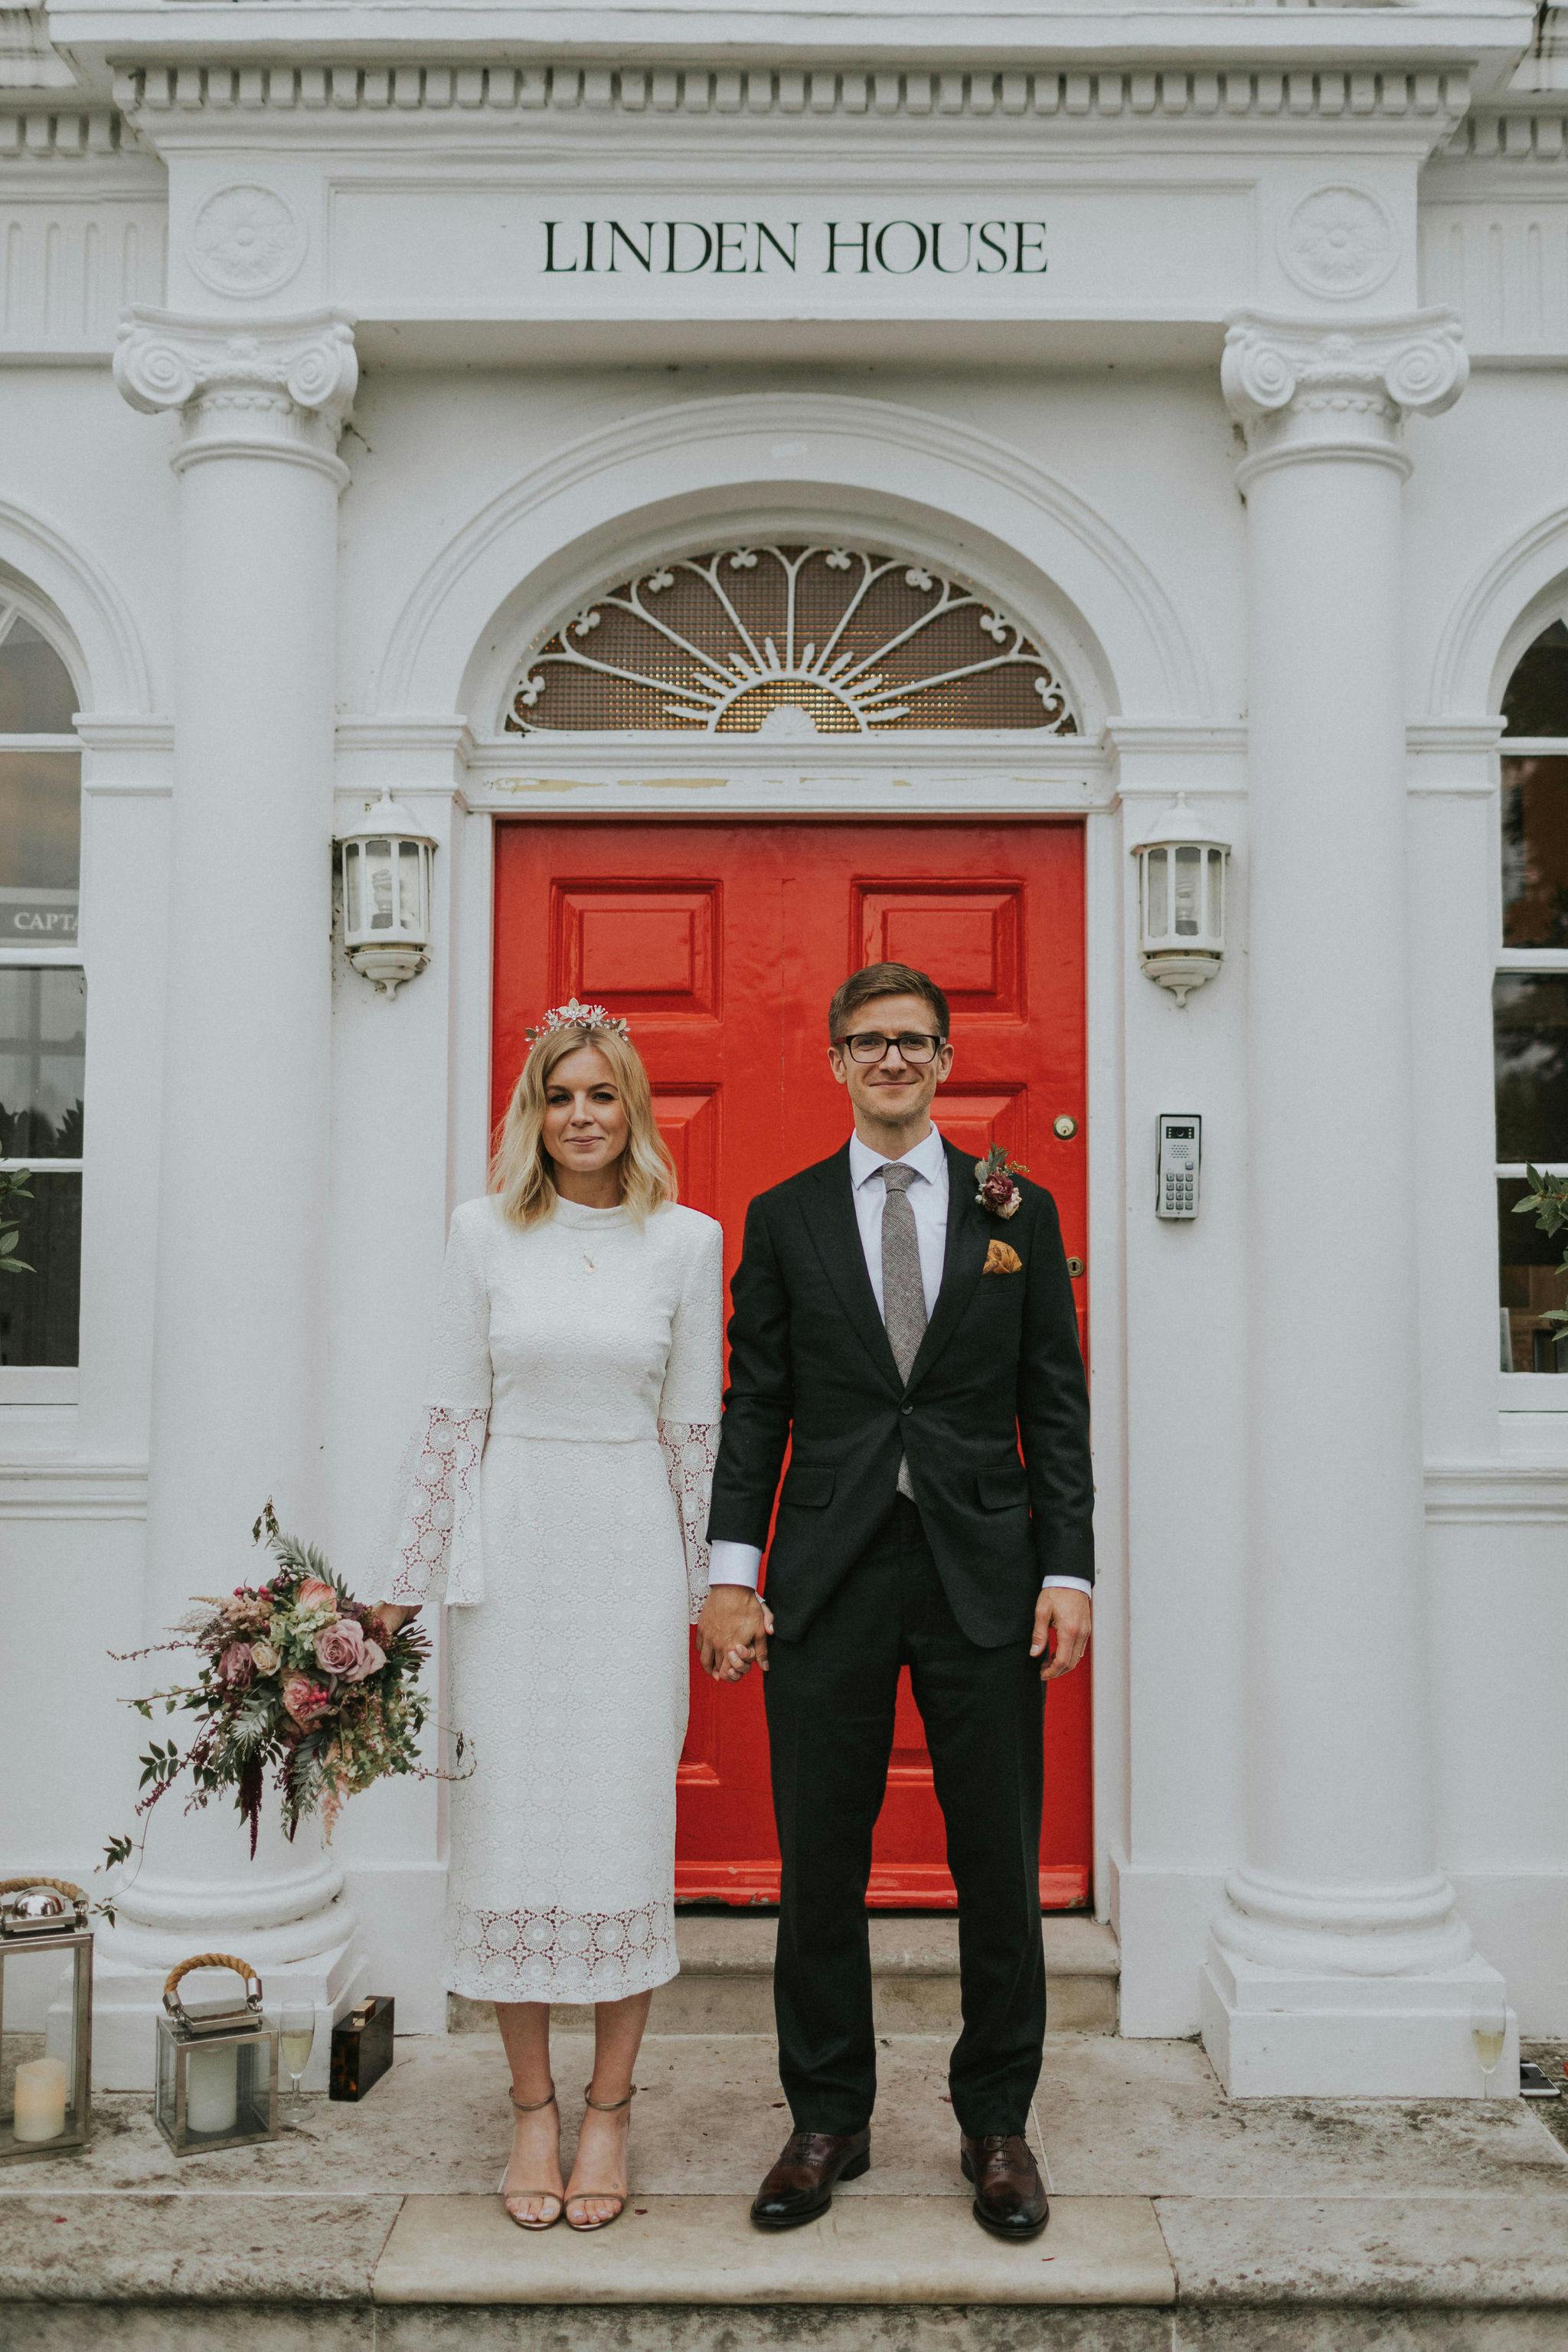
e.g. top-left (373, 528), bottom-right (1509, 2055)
top-left (975, 1145), bottom-right (1027, 1221)
top-left (983, 1240), bottom-right (1023, 1276)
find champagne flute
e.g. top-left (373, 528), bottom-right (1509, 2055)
top-left (279, 2002), bottom-right (315, 2105)
top-left (1472, 1998), bottom-right (1508, 2098)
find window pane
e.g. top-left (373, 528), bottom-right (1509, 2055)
top-left (0, 1171), bottom-right (80, 1365)
top-left (1498, 1176), bottom-right (1568, 1374)
top-left (1501, 755), bottom-right (1568, 949)
top-left (1502, 619), bottom-right (1568, 739)
top-left (0, 748), bottom-right (80, 943)
top-left (0, 617), bottom-right (77, 734)
top-left (0, 967), bottom-right (85, 1157)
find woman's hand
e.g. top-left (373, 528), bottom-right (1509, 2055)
top-left (370, 1601), bottom-right (421, 1640)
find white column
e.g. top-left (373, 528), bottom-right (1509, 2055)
top-left (1202, 312), bottom-right (1515, 2096)
top-left (92, 309), bottom-right (365, 2086)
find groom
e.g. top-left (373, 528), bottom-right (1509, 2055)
top-left (698, 962), bottom-right (1094, 2241)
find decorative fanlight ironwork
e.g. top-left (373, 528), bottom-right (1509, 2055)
top-left (503, 544), bottom-right (1078, 737)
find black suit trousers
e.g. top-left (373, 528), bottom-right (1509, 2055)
top-left (764, 1495), bottom-right (1047, 2139)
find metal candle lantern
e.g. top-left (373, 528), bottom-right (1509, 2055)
top-left (155, 1954), bottom-right (279, 2157)
top-left (0, 1877), bottom-right (93, 2162)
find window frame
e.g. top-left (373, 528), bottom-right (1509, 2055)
top-left (0, 593), bottom-right (84, 1405)
top-left (1494, 697), bottom-right (1568, 1402)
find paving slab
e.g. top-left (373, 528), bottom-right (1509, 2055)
top-left (0, 2034), bottom-right (1011, 2201)
top-left (373, 2190), bottom-right (1174, 2306)
top-left (0, 2191), bottom-right (402, 2301)
top-left (1156, 2191), bottom-right (1568, 2305)
top-left (1037, 2037), bottom-right (1568, 2200)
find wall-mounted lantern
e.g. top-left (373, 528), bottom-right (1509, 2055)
top-left (1129, 795), bottom-right (1231, 1007)
top-left (335, 793), bottom-right (436, 997)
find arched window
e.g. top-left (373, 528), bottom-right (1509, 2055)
top-left (0, 593), bottom-right (83, 1383)
top-left (1495, 617), bottom-right (1568, 1374)
top-left (504, 543), bottom-right (1077, 738)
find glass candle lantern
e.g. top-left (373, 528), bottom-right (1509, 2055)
top-left (155, 1954), bottom-right (279, 2158)
top-left (0, 1878), bottom-right (93, 2163)
top-left (1129, 794), bottom-right (1231, 1006)
top-left (335, 792), bottom-right (436, 996)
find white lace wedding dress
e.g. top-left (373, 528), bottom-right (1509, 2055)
top-left (386, 1191), bottom-right (724, 2004)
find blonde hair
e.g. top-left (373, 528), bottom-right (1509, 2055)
top-left (490, 1024), bottom-right (677, 1228)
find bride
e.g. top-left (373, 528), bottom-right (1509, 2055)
top-left (375, 1000), bottom-right (724, 2233)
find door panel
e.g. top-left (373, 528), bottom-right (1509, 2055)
top-left (493, 819), bottom-right (1089, 1908)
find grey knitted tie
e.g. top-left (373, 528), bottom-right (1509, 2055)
top-left (880, 1161), bottom-right (928, 1499)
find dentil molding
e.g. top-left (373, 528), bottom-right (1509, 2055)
top-left (113, 307), bottom-right (358, 476)
top-left (1221, 309), bottom-right (1468, 477)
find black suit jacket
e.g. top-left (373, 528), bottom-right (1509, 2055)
top-left (707, 1137), bottom-right (1094, 1648)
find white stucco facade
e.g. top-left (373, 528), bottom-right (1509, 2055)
top-left (3, 0), bottom-right (1566, 2100)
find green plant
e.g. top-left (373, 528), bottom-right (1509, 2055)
top-left (0, 1168), bottom-right (31, 1276)
top-left (1513, 1165), bottom-right (1568, 1336)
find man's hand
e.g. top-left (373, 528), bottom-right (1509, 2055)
top-left (1031, 1588), bottom-right (1091, 1681)
top-left (697, 1588), bottom-right (773, 1682)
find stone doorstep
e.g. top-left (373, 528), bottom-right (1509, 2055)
top-left (449, 1913), bottom-right (1120, 2037)
top-left (376, 2191), bottom-right (1174, 2306)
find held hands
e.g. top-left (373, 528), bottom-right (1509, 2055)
top-left (1031, 1588), bottom-right (1091, 1682)
top-left (697, 1587), bottom-right (773, 1683)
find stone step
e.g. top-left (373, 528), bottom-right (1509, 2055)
top-left (449, 1910), bottom-right (1119, 2036)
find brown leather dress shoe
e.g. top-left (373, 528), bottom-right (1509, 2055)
top-left (750, 2127), bottom-right (872, 2229)
top-left (959, 2132), bottom-right (1050, 2240)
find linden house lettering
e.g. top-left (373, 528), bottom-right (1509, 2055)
top-left (540, 219), bottom-right (1048, 276)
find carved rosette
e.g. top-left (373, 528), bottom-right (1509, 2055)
top-left (113, 307), bottom-right (358, 475)
top-left (1221, 311), bottom-right (1468, 479)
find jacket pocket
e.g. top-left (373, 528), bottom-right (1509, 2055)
top-left (976, 1466), bottom-right (1029, 1511)
top-left (783, 1465), bottom-right (837, 1509)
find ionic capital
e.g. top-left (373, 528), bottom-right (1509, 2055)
top-left (1221, 309), bottom-right (1468, 482)
top-left (113, 307), bottom-right (358, 480)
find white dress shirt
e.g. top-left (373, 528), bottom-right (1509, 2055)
top-left (708, 1125), bottom-right (1092, 1599)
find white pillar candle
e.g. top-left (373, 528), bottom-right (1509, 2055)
top-left (185, 2042), bottom-right (240, 2136)
top-left (13, 2055), bottom-right (68, 2143)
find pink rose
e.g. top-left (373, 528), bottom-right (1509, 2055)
top-left (281, 1671), bottom-right (332, 1727)
top-left (296, 1578), bottom-right (338, 1613)
top-left (343, 1637), bottom-right (385, 1684)
top-left (314, 1618), bottom-right (369, 1678)
top-left (217, 1641), bottom-right (254, 1690)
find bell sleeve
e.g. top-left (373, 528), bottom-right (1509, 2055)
top-left (386, 1203), bottom-right (493, 1608)
top-left (656, 1217), bottom-right (726, 1623)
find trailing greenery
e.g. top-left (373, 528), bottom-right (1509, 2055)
top-left (0, 1168), bottom-right (31, 1276)
top-left (1513, 1165), bottom-right (1568, 1335)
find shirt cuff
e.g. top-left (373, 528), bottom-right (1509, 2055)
top-left (707, 1540), bottom-right (764, 1590)
top-left (1040, 1576), bottom-right (1093, 1597)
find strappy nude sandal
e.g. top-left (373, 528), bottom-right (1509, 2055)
top-left (498, 2085), bottom-right (563, 2230)
top-left (564, 2082), bottom-right (637, 2232)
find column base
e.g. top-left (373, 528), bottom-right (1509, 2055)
top-left (1201, 1941), bottom-right (1519, 2099)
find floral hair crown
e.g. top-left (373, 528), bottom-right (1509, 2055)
top-left (523, 998), bottom-right (632, 1048)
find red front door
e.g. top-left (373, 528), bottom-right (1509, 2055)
top-left (492, 820), bottom-right (1090, 1908)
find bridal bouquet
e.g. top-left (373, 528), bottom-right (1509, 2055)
top-left (106, 1501), bottom-right (466, 1870)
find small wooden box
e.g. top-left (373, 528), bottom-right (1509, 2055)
top-left (328, 1996), bottom-right (394, 2102)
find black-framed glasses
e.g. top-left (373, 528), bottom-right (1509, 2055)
top-left (836, 1030), bottom-right (946, 1065)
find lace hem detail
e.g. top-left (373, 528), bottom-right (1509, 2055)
top-left (657, 1418), bottom-right (717, 1622)
top-left (446, 1898), bottom-right (679, 2004)
top-left (388, 1403), bottom-right (489, 1604)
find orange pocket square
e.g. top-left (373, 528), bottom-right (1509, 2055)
top-left (983, 1240), bottom-right (1023, 1275)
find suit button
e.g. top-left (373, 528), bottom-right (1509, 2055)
top-left (901, 1404), bottom-right (913, 1415)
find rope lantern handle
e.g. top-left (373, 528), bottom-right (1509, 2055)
top-left (162, 1952), bottom-right (263, 2016)
top-left (0, 1877), bottom-right (87, 1903)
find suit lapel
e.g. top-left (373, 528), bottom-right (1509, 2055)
top-left (904, 1138), bottom-right (989, 1394)
top-left (800, 1147), bottom-right (903, 1393)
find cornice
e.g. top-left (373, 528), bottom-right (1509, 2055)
top-left (1436, 103), bottom-right (1568, 158)
top-left (0, 105), bottom-right (123, 155)
top-left (112, 59), bottom-right (1475, 136)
